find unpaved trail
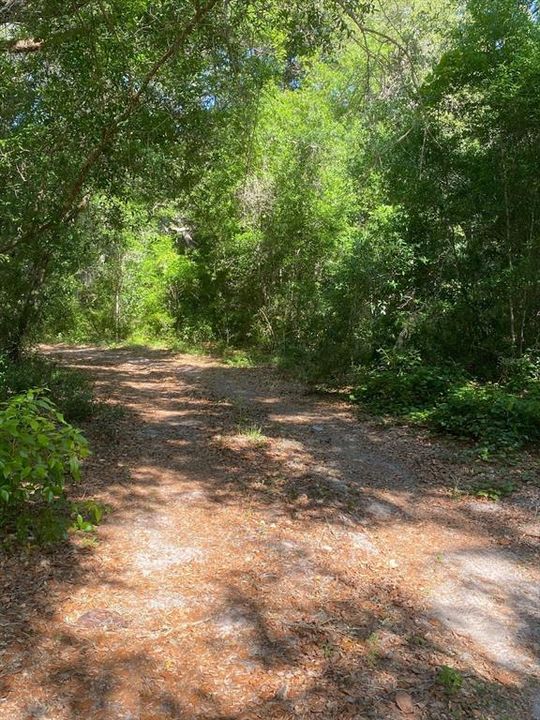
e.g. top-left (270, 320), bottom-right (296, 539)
top-left (1, 346), bottom-right (539, 720)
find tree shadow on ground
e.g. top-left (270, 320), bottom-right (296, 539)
top-left (1, 345), bottom-right (537, 719)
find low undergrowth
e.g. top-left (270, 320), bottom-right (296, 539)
top-left (0, 389), bottom-right (92, 544)
top-left (0, 352), bottom-right (94, 422)
top-left (2, 497), bottom-right (107, 546)
top-left (352, 353), bottom-right (540, 457)
top-left (0, 352), bottom-right (99, 544)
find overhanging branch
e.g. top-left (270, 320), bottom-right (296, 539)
top-left (334, 0), bottom-right (420, 92)
top-left (2, 0), bottom-right (221, 256)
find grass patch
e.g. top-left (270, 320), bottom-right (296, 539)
top-left (237, 424), bottom-right (268, 445)
top-left (437, 665), bottom-right (463, 694)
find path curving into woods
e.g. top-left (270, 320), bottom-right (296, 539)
top-left (1, 346), bottom-right (539, 720)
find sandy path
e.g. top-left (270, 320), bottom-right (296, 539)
top-left (0, 346), bottom-right (538, 720)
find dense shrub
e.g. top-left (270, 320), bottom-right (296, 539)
top-left (499, 353), bottom-right (540, 391)
top-left (0, 353), bottom-right (94, 422)
top-left (431, 383), bottom-right (540, 450)
top-left (0, 390), bottom-right (90, 540)
top-left (351, 354), bottom-right (464, 414)
top-left (352, 354), bottom-right (540, 452)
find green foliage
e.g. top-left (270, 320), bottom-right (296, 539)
top-left (431, 382), bottom-right (540, 452)
top-left (471, 479), bottom-right (515, 501)
top-left (0, 0), bottom-right (365, 357)
top-left (2, 0), bottom-right (540, 460)
top-left (352, 356), bottom-right (540, 453)
top-left (45, 200), bottom-right (193, 344)
top-left (437, 665), bottom-right (463, 694)
top-left (5, 503), bottom-right (73, 546)
top-left (0, 358), bottom-right (93, 542)
top-left (0, 390), bottom-right (89, 540)
top-left (71, 500), bottom-right (108, 532)
top-left (0, 353), bottom-right (94, 422)
top-left (72, 513), bottom-right (95, 533)
top-left (499, 353), bottom-right (540, 391)
top-left (352, 353), bottom-right (463, 414)
top-left (388, 0), bottom-right (540, 371)
top-left (222, 349), bottom-right (258, 368)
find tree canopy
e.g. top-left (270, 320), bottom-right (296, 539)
top-left (1, 0), bottom-right (539, 388)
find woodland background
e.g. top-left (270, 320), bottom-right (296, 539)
top-left (1, 0), bottom-right (539, 459)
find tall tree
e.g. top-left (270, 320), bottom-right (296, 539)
top-left (0, 0), bottom-right (370, 356)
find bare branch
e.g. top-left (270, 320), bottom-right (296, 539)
top-left (3, 37), bottom-right (42, 52)
top-left (333, 0), bottom-right (420, 92)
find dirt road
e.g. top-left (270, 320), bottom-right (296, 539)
top-left (1, 346), bottom-right (538, 719)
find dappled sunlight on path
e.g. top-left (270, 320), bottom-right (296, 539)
top-left (1, 346), bottom-right (538, 719)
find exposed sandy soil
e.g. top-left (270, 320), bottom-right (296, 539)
top-left (1, 345), bottom-right (539, 720)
